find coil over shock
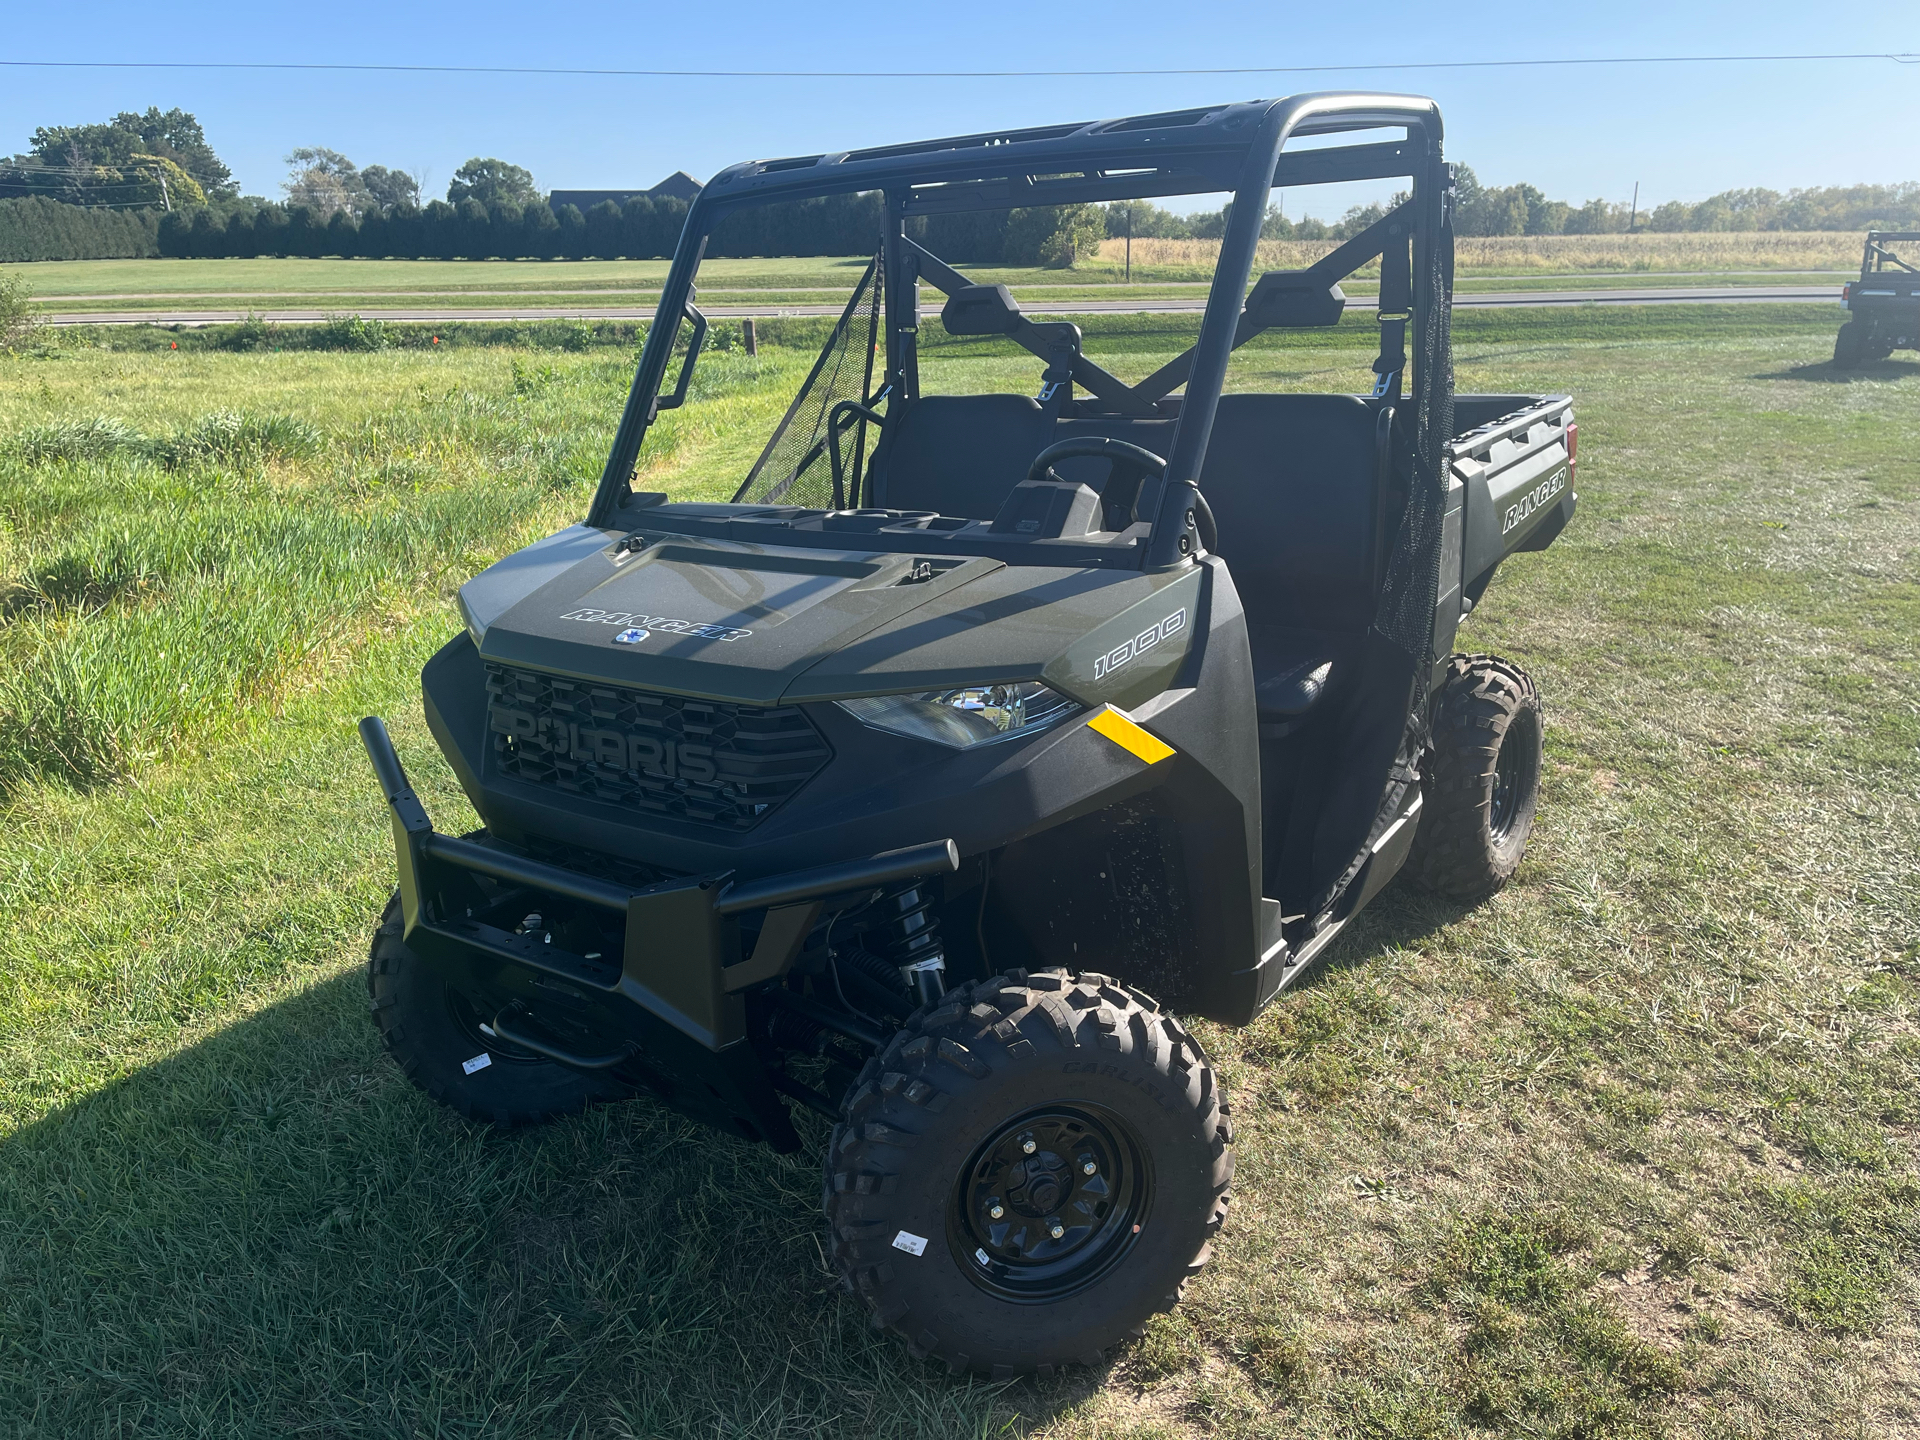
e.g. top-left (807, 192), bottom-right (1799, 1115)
top-left (871, 880), bottom-right (947, 1007)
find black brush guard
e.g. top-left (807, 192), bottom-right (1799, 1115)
top-left (359, 717), bottom-right (956, 1150)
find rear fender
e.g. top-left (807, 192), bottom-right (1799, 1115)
top-left (1453, 400), bottom-right (1576, 620)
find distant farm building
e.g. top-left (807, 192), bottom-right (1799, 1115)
top-left (548, 172), bottom-right (702, 212)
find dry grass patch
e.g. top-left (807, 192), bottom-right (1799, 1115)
top-left (1099, 230), bottom-right (1863, 276)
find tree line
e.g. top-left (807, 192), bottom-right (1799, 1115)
top-left (6, 106), bottom-right (1920, 264)
top-left (153, 193), bottom-right (696, 261)
top-left (0, 107), bottom-right (235, 211)
top-left (138, 192), bottom-right (1102, 264)
top-left (0, 196), bottom-right (162, 264)
top-left (1450, 167), bottom-right (1920, 236)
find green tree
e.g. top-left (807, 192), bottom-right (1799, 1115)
top-left (1103, 200), bottom-right (1193, 240)
top-left (1335, 201), bottom-right (1387, 238)
top-left (2, 196), bottom-right (161, 260)
top-left (1453, 168), bottom-right (1530, 236)
top-left (1646, 200), bottom-right (1692, 232)
top-left (28, 107), bottom-right (233, 199)
top-left (360, 165), bottom-right (419, 211)
top-left (448, 158), bottom-right (540, 208)
top-left (1185, 201), bottom-right (1292, 241)
top-left (1002, 204), bottom-right (1104, 267)
top-left (284, 147), bottom-right (372, 218)
top-left (1563, 197), bottom-right (1627, 234)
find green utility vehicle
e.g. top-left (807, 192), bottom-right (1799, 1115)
top-left (1834, 231), bottom-right (1920, 367)
top-left (358, 91), bottom-right (1577, 1376)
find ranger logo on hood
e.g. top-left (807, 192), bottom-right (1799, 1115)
top-left (560, 607), bottom-right (753, 642)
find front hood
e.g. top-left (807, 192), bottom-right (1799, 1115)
top-left (468, 528), bottom-right (1203, 710)
top-left (474, 532), bottom-right (1006, 706)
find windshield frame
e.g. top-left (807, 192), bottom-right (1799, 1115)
top-left (587, 92), bottom-right (1447, 570)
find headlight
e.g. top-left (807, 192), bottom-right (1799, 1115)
top-left (838, 681), bottom-right (1082, 749)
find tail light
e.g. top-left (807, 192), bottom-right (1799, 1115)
top-left (1565, 421), bottom-right (1578, 472)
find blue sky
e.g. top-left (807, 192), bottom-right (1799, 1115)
top-left (2, 0), bottom-right (1914, 218)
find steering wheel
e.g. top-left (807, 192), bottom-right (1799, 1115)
top-left (1024, 437), bottom-right (1216, 550)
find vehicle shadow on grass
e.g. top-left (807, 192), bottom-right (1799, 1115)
top-left (1753, 357), bottom-right (1920, 383)
top-left (0, 969), bottom-right (1067, 1437)
top-left (1290, 880), bottom-right (1481, 989)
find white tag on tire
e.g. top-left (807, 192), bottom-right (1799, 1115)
top-left (891, 1231), bottom-right (928, 1256)
top-left (462, 1052), bottom-right (493, 1075)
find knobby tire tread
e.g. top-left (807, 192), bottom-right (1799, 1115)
top-left (823, 968), bottom-right (1232, 1377)
top-left (1405, 652), bottom-right (1543, 903)
top-left (366, 892), bottom-right (627, 1128)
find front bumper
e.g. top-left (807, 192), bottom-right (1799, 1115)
top-left (358, 716), bottom-right (955, 1151)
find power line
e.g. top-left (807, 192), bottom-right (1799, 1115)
top-left (0, 165), bottom-right (168, 176)
top-left (0, 51), bottom-right (1914, 81)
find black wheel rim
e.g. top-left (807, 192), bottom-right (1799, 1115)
top-left (948, 1104), bottom-right (1151, 1303)
top-left (444, 985), bottom-right (546, 1065)
top-left (1488, 714), bottom-right (1536, 843)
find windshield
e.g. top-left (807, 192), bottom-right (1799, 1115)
top-left (588, 94), bottom-right (1447, 571)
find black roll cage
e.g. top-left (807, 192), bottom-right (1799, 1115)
top-left (1862, 231), bottom-right (1920, 277)
top-left (587, 91), bottom-right (1449, 572)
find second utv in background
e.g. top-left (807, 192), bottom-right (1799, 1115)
top-left (1835, 231), bottom-right (1920, 367)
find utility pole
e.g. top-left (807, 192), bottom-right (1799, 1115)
top-left (1628, 182), bottom-right (1637, 234)
top-left (142, 163), bottom-right (171, 211)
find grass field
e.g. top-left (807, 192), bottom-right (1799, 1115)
top-left (13, 274), bottom-right (1852, 322)
top-left (1100, 230), bottom-right (1867, 277)
top-left (2, 305), bottom-right (1917, 1438)
top-left (3, 231), bottom-right (1861, 319)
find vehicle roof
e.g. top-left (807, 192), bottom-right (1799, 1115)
top-left (693, 92), bottom-right (1440, 220)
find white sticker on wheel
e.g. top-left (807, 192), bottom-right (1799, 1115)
top-left (462, 1052), bottom-right (493, 1075)
top-left (891, 1230), bottom-right (928, 1256)
top-left (974, 1248), bottom-right (991, 1267)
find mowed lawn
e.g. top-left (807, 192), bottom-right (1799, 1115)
top-left (0, 309), bottom-right (1916, 1438)
top-left (4, 230), bottom-right (1858, 318)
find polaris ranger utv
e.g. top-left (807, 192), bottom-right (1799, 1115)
top-left (1833, 231), bottom-right (1920, 367)
top-left (358, 92), bottom-right (1577, 1377)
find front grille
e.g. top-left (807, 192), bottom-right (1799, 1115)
top-left (484, 663), bottom-right (832, 831)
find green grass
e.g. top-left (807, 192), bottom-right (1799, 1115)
top-left (7, 253), bottom-right (1848, 319)
top-left (1, 309), bottom-right (1917, 1437)
top-left (2, 255), bottom-right (877, 295)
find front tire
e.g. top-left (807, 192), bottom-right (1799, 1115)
top-left (367, 895), bottom-right (629, 1127)
top-left (1405, 654), bottom-right (1544, 903)
top-left (824, 969), bottom-right (1232, 1378)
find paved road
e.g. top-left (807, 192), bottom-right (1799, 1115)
top-left (27, 271), bottom-right (1852, 304)
top-left (41, 284), bottom-right (1841, 326)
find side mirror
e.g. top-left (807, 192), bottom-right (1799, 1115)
top-left (652, 302), bottom-right (709, 414)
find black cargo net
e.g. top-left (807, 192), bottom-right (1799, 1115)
top-left (1309, 180), bottom-right (1457, 921)
top-left (734, 252), bottom-right (884, 509)
top-left (1373, 212), bottom-right (1454, 668)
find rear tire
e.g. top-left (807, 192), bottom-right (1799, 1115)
top-left (367, 894), bottom-right (629, 1127)
top-left (1833, 321), bottom-right (1867, 369)
top-left (1405, 654), bottom-right (1544, 903)
top-left (825, 969), bottom-right (1232, 1378)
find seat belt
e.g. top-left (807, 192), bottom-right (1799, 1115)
top-left (1035, 328), bottom-right (1078, 422)
top-left (1373, 231), bottom-right (1411, 401)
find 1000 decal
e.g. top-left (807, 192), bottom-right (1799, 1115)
top-left (1093, 608), bottom-right (1187, 682)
